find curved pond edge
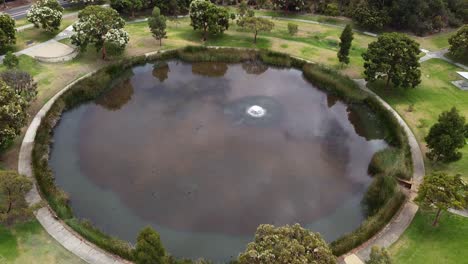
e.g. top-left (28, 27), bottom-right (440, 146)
top-left (18, 47), bottom-right (424, 264)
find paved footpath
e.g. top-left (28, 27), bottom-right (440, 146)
top-left (340, 79), bottom-right (426, 264)
top-left (18, 71), bottom-right (131, 264)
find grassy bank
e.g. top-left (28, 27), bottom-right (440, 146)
top-left (0, 221), bottom-right (85, 264)
top-left (390, 210), bottom-right (468, 264)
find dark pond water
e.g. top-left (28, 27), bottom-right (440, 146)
top-left (50, 61), bottom-right (388, 263)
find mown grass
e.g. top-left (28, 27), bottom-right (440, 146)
top-left (0, 221), bottom-right (86, 264)
top-left (369, 59), bottom-right (468, 180)
top-left (390, 210), bottom-right (468, 264)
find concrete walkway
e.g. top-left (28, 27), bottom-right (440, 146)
top-left (419, 48), bottom-right (468, 70)
top-left (339, 79), bottom-right (426, 264)
top-left (18, 71), bottom-right (131, 264)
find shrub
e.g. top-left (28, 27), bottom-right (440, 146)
top-left (368, 148), bottom-right (410, 179)
top-left (259, 50), bottom-right (291, 67)
top-left (3, 51), bottom-right (19, 68)
top-left (363, 174), bottom-right (397, 216)
top-left (287, 23), bottom-right (298, 35)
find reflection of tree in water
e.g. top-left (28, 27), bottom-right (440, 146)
top-left (326, 93), bottom-right (339, 108)
top-left (347, 105), bottom-right (385, 140)
top-left (191, 62), bottom-right (228, 77)
top-left (241, 60), bottom-right (268, 75)
top-left (152, 62), bottom-right (170, 82)
top-left (96, 79), bottom-right (134, 111)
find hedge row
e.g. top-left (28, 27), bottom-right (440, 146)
top-left (31, 47), bottom-right (413, 260)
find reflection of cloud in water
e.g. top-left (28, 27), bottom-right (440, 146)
top-left (191, 62), bottom-right (228, 77)
top-left (54, 61), bottom-right (388, 243)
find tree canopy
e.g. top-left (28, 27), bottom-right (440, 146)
top-left (242, 17), bottom-right (274, 43)
top-left (189, 0), bottom-right (229, 41)
top-left (27, 0), bottom-right (63, 32)
top-left (362, 33), bottom-right (421, 89)
top-left (0, 171), bottom-right (33, 226)
top-left (148, 7), bottom-right (167, 46)
top-left (0, 70), bottom-right (38, 103)
top-left (134, 226), bottom-right (166, 264)
top-left (425, 107), bottom-right (468, 163)
top-left (337, 24), bottom-right (353, 65)
top-left (416, 172), bottom-right (467, 226)
top-left (0, 79), bottom-right (28, 151)
top-left (238, 224), bottom-right (336, 264)
top-left (0, 14), bottom-right (16, 53)
top-left (448, 25), bottom-right (468, 61)
top-left (110, 0), bottom-right (143, 17)
top-left (71, 6), bottom-right (129, 59)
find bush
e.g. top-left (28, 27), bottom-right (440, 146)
top-left (363, 174), bottom-right (397, 216)
top-left (3, 51), bottom-right (19, 69)
top-left (259, 50), bottom-right (291, 67)
top-left (324, 3), bottom-right (339, 16)
top-left (368, 148), bottom-right (410, 179)
top-left (287, 23), bottom-right (298, 35)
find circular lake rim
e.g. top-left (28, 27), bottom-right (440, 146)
top-left (18, 48), bottom-right (423, 264)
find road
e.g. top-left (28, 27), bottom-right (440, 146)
top-left (0, 0), bottom-right (71, 19)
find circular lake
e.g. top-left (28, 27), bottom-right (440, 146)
top-left (50, 61), bottom-right (388, 262)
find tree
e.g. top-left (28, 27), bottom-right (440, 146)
top-left (0, 171), bottom-right (33, 225)
top-left (416, 172), bottom-right (467, 226)
top-left (71, 6), bottom-right (129, 59)
top-left (0, 14), bottom-right (16, 53)
top-left (238, 0), bottom-right (248, 19)
top-left (238, 224), bottom-right (336, 264)
top-left (110, 0), bottom-right (143, 17)
top-left (0, 80), bottom-right (28, 150)
top-left (425, 107), bottom-right (468, 163)
top-left (337, 24), bottom-right (353, 65)
top-left (154, 0), bottom-right (191, 16)
top-left (189, 0), bottom-right (229, 41)
top-left (3, 51), bottom-right (19, 69)
top-left (148, 7), bottom-right (167, 46)
top-left (362, 33), bottom-right (421, 89)
top-left (366, 246), bottom-right (392, 264)
top-left (351, 1), bottom-right (389, 31)
top-left (134, 226), bottom-right (166, 264)
top-left (242, 17), bottom-right (274, 43)
top-left (0, 70), bottom-right (38, 103)
top-left (27, 0), bottom-right (63, 32)
top-left (448, 25), bottom-right (468, 60)
top-left (271, 0), bottom-right (306, 12)
top-left (287, 23), bottom-right (298, 35)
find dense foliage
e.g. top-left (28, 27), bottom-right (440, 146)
top-left (0, 171), bottom-right (33, 225)
top-left (238, 224), bottom-right (336, 264)
top-left (416, 172), bottom-right (467, 226)
top-left (366, 246), bottom-right (392, 264)
top-left (0, 14), bottom-right (15, 53)
top-left (71, 6), bottom-right (129, 59)
top-left (425, 107), bottom-right (468, 163)
top-left (363, 33), bottom-right (421, 89)
top-left (189, 0), bottom-right (229, 41)
top-left (148, 7), bottom-right (167, 46)
top-left (0, 70), bottom-right (38, 103)
top-left (448, 25), bottom-right (468, 61)
top-left (110, 0), bottom-right (143, 17)
top-left (0, 79), bottom-right (28, 151)
top-left (3, 51), bottom-right (19, 69)
top-left (337, 24), bottom-right (353, 65)
top-left (134, 227), bottom-right (166, 264)
top-left (363, 174), bottom-right (397, 216)
top-left (272, 0), bottom-right (306, 12)
top-left (154, 0), bottom-right (191, 15)
top-left (27, 0), bottom-right (63, 32)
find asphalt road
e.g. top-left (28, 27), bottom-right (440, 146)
top-left (1, 0), bottom-right (71, 19)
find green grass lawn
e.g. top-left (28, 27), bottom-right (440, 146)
top-left (0, 221), bottom-right (85, 264)
top-left (390, 210), bottom-right (468, 264)
top-left (369, 59), bottom-right (468, 179)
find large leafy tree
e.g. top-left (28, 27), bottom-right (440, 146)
top-left (351, 1), bottom-right (389, 31)
top-left (448, 25), bottom-right (468, 61)
top-left (425, 107), bottom-right (468, 163)
top-left (238, 224), bottom-right (336, 264)
top-left (337, 24), bottom-right (353, 65)
top-left (0, 70), bottom-right (38, 103)
top-left (110, 0), bottom-right (143, 17)
top-left (134, 226), bottom-right (166, 264)
top-left (27, 0), bottom-right (63, 32)
top-left (148, 7), bottom-right (167, 46)
top-left (0, 14), bottom-right (15, 53)
top-left (242, 17), bottom-right (274, 44)
top-left (71, 6), bottom-right (129, 59)
top-left (0, 80), bottom-right (28, 151)
top-left (416, 172), bottom-right (467, 226)
top-left (189, 0), bottom-right (229, 41)
top-left (362, 33), bottom-right (421, 89)
top-left (0, 171), bottom-right (33, 225)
